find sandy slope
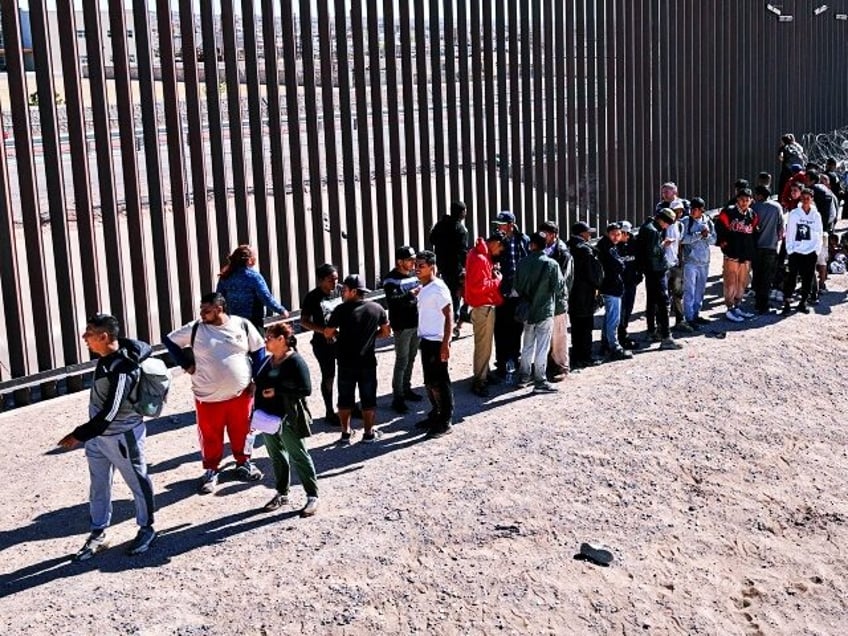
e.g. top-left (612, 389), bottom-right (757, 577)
top-left (2, 243), bottom-right (847, 635)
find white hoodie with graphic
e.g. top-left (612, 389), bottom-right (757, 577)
top-left (785, 205), bottom-right (823, 255)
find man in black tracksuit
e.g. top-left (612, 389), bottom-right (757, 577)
top-left (567, 222), bottom-right (604, 368)
top-left (636, 210), bottom-right (682, 350)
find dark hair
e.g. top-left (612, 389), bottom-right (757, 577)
top-left (87, 313), bottom-right (120, 340)
top-left (806, 170), bottom-right (820, 183)
top-left (781, 133), bottom-right (794, 144)
top-left (266, 322), bottom-right (298, 350)
top-left (450, 201), bottom-right (467, 217)
top-left (416, 249), bottom-right (437, 265)
top-left (200, 292), bottom-right (227, 311)
top-left (316, 263), bottom-right (338, 281)
top-left (219, 245), bottom-right (254, 279)
top-left (539, 220), bottom-right (559, 234)
top-left (757, 171), bottom-right (772, 180)
top-left (753, 185), bottom-right (771, 198)
top-left (800, 187), bottom-right (814, 197)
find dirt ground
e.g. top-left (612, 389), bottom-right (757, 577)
top-left (2, 239), bottom-right (848, 635)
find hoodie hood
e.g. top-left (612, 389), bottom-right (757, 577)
top-left (118, 337), bottom-right (152, 364)
top-left (472, 236), bottom-right (492, 256)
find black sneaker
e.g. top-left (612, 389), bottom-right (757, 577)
top-left (74, 530), bottom-right (108, 562)
top-left (362, 429), bottom-right (384, 444)
top-left (415, 418), bottom-right (433, 430)
top-left (781, 303), bottom-right (792, 316)
top-left (126, 526), bottom-right (157, 556)
top-left (403, 389), bottom-right (424, 402)
top-left (470, 382), bottom-right (490, 397)
top-left (390, 398), bottom-right (409, 414)
top-left (338, 431), bottom-right (354, 446)
top-left (796, 303), bottom-right (810, 314)
top-left (426, 425), bottom-right (453, 439)
top-left (485, 372), bottom-right (503, 385)
top-left (607, 348), bottom-right (634, 361)
top-left (235, 460), bottom-right (263, 481)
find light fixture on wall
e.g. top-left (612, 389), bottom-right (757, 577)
top-left (766, 4), bottom-right (782, 15)
top-left (766, 4), bottom-right (794, 21)
top-left (836, 13), bottom-right (848, 20)
top-left (813, 4), bottom-right (829, 15)
top-left (778, 15), bottom-right (794, 21)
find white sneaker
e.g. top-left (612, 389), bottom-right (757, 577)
top-left (301, 496), bottom-right (319, 517)
top-left (725, 308), bottom-right (744, 323)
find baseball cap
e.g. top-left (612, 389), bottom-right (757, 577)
top-left (395, 245), bottom-right (416, 260)
top-left (493, 211), bottom-right (516, 225)
top-left (619, 220), bottom-right (633, 233)
top-left (670, 198), bottom-right (686, 210)
top-left (655, 209), bottom-right (676, 224)
top-left (529, 232), bottom-right (547, 248)
top-left (342, 274), bottom-right (370, 293)
top-left (571, 221), bottom-right (597, 235)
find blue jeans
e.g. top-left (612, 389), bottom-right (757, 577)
top-left (682, 263), bottom-right (709, 321)
top-left (602, 294), bottom-right (622, 351)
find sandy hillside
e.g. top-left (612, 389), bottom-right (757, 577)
top-left (2, 239), bottom-right (848, 636)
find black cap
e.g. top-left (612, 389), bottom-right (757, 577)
top-left (342, 274), bottom-right (370, 293)
top-left (529, 232), bottom-right (547, 248)
top-left (395, 245), bottom-right (416, 260)
top-left (571, 221), bottom-right (596, 235)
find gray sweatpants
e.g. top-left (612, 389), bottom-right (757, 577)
top-left (84, 421), bottom-right (155, 530)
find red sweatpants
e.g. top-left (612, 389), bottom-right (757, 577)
top-left (195, 391), bottom-right (253, 470)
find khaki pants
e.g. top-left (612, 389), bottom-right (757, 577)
top-left (550, 312), bottom-right (570, 371)
top-left (470, 305), bottom-right (496, 383)
top-left (722, 257), bottom-right (750, 308)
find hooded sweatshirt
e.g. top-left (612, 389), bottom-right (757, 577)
top-left (716, 205), bottom-right (758, 262)
top-left (464, 238), bottom-right (504, 308)
top-left (785, 205), bottom-right (823, 255)
top-left (679, 214), bottom-right (716, 266)
top-left (72, 338), bottom-right (152, 442)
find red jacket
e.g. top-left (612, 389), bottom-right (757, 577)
top-left (464, 238), bottom-right (504, 307)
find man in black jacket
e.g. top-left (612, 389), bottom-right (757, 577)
top-left (382, 246), bottom-right (424, 413)
top-left (429, 201), bottom-right (469, 320)
top-left (597, 223), bottom-right (633, 361)
top-left (567, 222), bottom-right (604, 368)
top-left (637, 210), bottom-right (683, 350)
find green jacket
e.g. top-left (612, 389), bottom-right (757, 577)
top-left (514, 250), bottom-right (564, 324)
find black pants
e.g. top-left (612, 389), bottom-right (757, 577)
top-left (753, 248), bottom-right (778, 311)
top-left (784, 251), bottom-right (817, 305)
top-left (644, 271), bottom-right (670, 338)
top-left (419, 339), bottom-right (453, 429)
top-left (494, 297), bottom-right (522, 371)
top-left (311, 339), bottom-right (337, 417)
top-left (569, 314), bottom-right (594, 363)
top-left (441, 271), bottom-right (462, 321)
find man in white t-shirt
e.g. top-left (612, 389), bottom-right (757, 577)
top-left (164, 292), bottom-right (266, 494)
top-left (415, 250), bottom-right (455, 439)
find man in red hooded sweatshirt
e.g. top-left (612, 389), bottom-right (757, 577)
top-left (464, 233), bottom-right (505, 397)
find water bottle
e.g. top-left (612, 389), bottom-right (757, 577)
top-left (505, 359), bottom-right (516, 385)
top-left (244, 430), bottom-right (256, 457)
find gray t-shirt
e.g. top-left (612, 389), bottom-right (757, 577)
top-left (752, 200), bottom-right (785, 250)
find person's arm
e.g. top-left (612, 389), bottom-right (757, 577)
top-left (163, 322), bottom-right (196, 373)
top-left (377, 307), bottom-right (392, 339)
top-left (59, 359), bottom-right (137, 446)
top-left (440, 302), bottom-right (453, 362)
top-left (252, 270), bottom-right (289, 317)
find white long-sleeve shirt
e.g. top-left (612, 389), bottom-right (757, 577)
top-left (785, 205), bottom-right (823, 255)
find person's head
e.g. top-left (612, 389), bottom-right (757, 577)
top-left (670, 199), bottom-right (686, 219)
top-left (655, 208), bottom-right (675, 229)
top-left (605, 223), bottom-right (622, 244)
top-left (753, 186), bottom-right (770, 202)
top-left (316, 263), bottom-right (339, 294)
top-left (415, 249), bottom-right (438, 284)
top-left (757, 171), bottom-right (772, 187)
top-left (341, 274), bottom-right (369, 301)
top-left (789, 163), bottom-right (804, 174)
top-left (806, 162), bottom-right (821, 173)
top-left (486, 233), bottom-right (505, 258)
top-left (395, 246), bottom-right (417, 274)
top-left (451, 201), bottom-right (467, 220)
top-left (81, 313), bottom-right (121, 356)
top-left (800, 187), bottom-right (814, 209)
top-left (264, 321), bottom-right (298, 356)
top-left (734, 179), bottom-right (750, 195)
top-left (539, 220), bottom-right (559, 247)
top-left (660, 182), bottom-right (678, 202)
top-left (788, 182), bottom-right (803, 200)
top-left (571, 221), bottom-right (596, 241)
top-left (219, 245), bottom-right (255, 278)
top-left (826, 157), bottom-right (837, 171)
top-left (199, 292), bottom-right (228, 324)
top-left (735, 188), bottom-right (754, 211)
top-left (528, 232), bottom-right (547, 252)
top-left (493, 210), bottom-right (516, 235)
top-left (690, 196), bottom-right (706, 217)
top-left (806, 169), bottom-right (820, 185)
top-left (618, 220), bottom-right (633, 241)
top-left (781, 133), bottom-right (795, 145)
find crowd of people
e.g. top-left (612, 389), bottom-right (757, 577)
top-left (57, 135), bottom-right (847, 562)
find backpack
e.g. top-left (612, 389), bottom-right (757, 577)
top-left (131, 357), bottom-right (171, 417)
top-left (110, 354), bottom-right (172, 418)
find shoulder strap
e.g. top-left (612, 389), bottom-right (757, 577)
top-left (190, 320), bottom-right (201, 348)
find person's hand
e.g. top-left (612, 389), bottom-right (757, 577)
top-left (440, 342), bottom-right (450, 362)
top-left (185, 364), bottom-right (196, 375)
top-left (57, 433), bottom-right (80, 449)
top-left (700, 228), bottom-right (710, 237)
top-left (281, 309), bottom-right (290, 319)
